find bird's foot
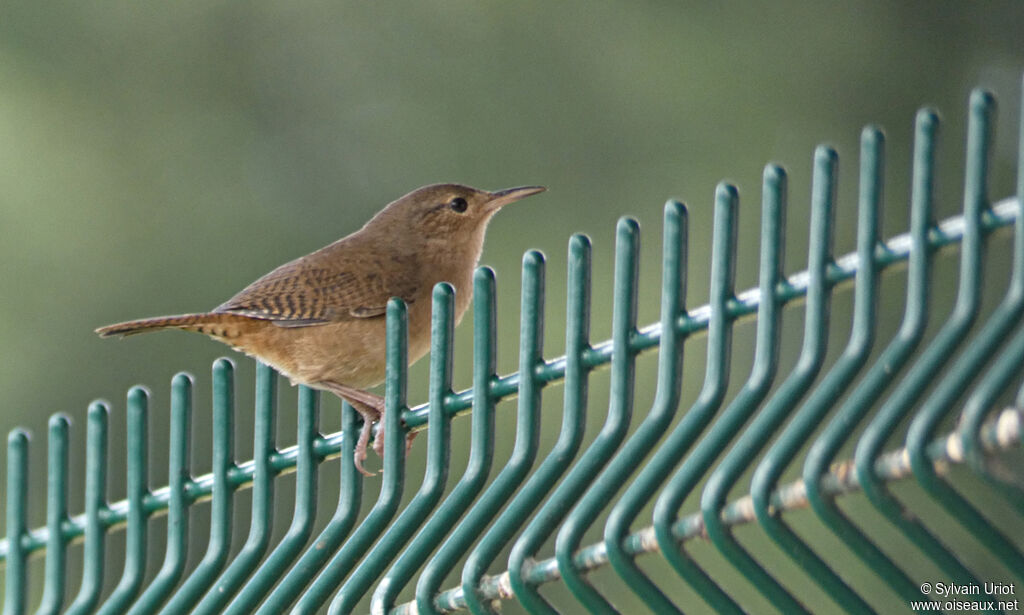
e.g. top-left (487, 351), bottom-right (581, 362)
top-left (353, 403), bottom-right (382, 476)
top-left (373, 423), bottom-right (418, 458)
top-left (317, 381), bottom-right (386, 476)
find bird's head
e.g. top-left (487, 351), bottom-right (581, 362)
top-left (367, 183), bottom-right (545, 244)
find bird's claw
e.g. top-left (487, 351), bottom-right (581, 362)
top-left (372, 421), bottom-right (386, 460)
top-left (353, 417), bottom-right (376, 477)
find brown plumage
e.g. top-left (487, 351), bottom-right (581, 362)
top-left (97, 183), bottom-right (545, 474)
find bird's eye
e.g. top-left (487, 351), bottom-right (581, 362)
top-left (448, 197), bottom-right (468, 213)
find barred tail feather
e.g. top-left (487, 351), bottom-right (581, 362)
top-left (96, 313), bottom-right (244, 338)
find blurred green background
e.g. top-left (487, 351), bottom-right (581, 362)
top-left (1, 1), bottom-right (1023, 613)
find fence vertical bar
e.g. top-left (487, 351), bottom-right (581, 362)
top-left (505, 222), bottom-right (639, 615)
top-left (750, 128), bottom-right (883, 614)
top-left (97, 387), bottom-right (150, 615)
top-left (333, 283), bottom-right (455, 613)
top-left (3, 429), bottom-right (30, 615)
top-left (552, 218), bottom-right (638, 613)
top-left (454, 252), bottom-right (547, 615)
top-left (609, 183), bottom-right (773, 615)
top-left (65, 402), bottom-right (109, 615)
top-left (37, 415), bottom-right (71, 615)
top-left (194, 362), bottom-right (277, 613)
top-left (852, 91), bottom-right (992, 587)
top-left (618, 174), bottom-right (778, 609)
top-left (462, 237), bottom-right (593, 612)
top-left (504, 235), bottom-right (592, 613)
top-left (415, 250), bottom-right (546, 615)
top-left (258, 397), bottom-right (362, 614)
top-left (554, 204), bottom-right (686, 613)
top-left (802, 108), bottom-right (937, 604)
top-left (652, 184), bottom-right (743, 614)
top-left (369, 268), bottom-right (498, 615)
top-left (960, 74), bottom-right (1024, 491)
top-left (295, 298), bottom-right (408, 614)
top-left (162, 360), bottom-right (235, 612)
top-left (700, 145), bottom-right (840, 614)
top-left (127, 374), bottom-right (192, 614)
top-left (903, 89), bottom-right (1024, 578)
top-left (226, 384), bottom-right (319, 614)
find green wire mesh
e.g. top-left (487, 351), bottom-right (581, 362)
top-left (2, 79), bottom-right (1023, 614)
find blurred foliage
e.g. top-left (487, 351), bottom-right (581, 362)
top-left (0, 1), bottom-right (1022, 613)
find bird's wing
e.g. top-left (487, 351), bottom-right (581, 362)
top-left (214, 251), bottom-right (420, 326)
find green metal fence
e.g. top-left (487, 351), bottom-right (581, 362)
top-left (2, 80), bottom-right (1023, 614)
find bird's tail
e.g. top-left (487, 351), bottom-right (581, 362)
top-left (96, 312), bottom-right (248, 339)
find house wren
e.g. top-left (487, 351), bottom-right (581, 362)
top-left (97, 183), bottom-right (545, 474)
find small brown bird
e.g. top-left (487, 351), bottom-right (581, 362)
top-left (97, 183), bottom-right (545, 474)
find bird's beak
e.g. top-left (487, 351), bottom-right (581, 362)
top-left (485, 185), bottom-right (546, 211)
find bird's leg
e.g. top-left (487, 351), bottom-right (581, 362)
top-left (316, 380), bottom-right (418, 475)
top-left (351, 400), bottom-right (382, 477)
top-left (316, 382), bottom-right (385, 476)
